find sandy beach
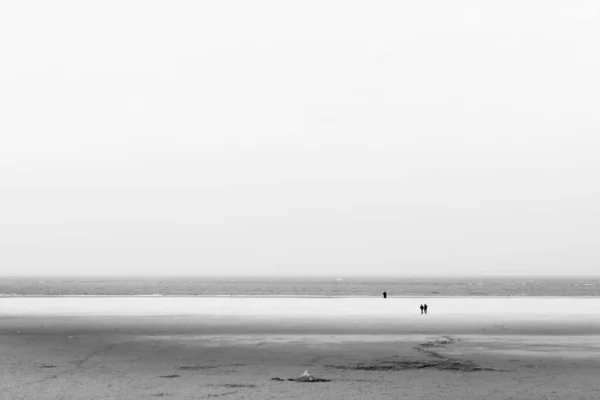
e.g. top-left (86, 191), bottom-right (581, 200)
top-left (2, 297), bottom-right (600, 399)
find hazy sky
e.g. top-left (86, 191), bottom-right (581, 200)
top-left (1, 1), bottom-right (599, 277)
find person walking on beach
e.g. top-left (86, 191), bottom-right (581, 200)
top-left (424, 304), bottom-right (428, 314)
top-left (420, 304), bottom-right (424, 314)
top-left (383, 291), bottom-right (387, 299)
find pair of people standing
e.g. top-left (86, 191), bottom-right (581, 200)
top-left (383, 293), bottom-right (429, 314)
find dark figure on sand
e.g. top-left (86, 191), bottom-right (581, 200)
top-left (383, 292), bottom-right (387, 299)
top-left (424, 304), bottom-right (428, 314)
top-left (420, 304), bottom-right (424, 314)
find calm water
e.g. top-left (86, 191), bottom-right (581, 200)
top-left (1, 277), bottom-right (599, 297)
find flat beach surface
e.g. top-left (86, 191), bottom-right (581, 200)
top-left (2, 297), bottom-right (600, 399)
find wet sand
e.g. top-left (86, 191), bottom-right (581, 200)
top-left (1, 298), bottom-right (600, 399)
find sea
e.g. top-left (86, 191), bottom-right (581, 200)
top-left (1, 276), bottom-right (599, 297)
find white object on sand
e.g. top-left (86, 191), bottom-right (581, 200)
top-left (297, 370), bottom-right (314, 381)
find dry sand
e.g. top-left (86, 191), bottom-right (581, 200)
top-left (1, 298), bottom-right (600, 399)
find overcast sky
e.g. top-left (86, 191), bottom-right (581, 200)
top-left (1, 1), bottom-right (599, 277)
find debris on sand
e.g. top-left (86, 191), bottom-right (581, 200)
top-left (292, 370), bottom-right (330, 382)
top-left (272, 370), bottom-right (331, 383)
top-left (326, 359), bottom-right (493, 372)
top-left (326, 337), bottom-right (496, 373)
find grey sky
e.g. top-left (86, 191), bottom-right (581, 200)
top-left (1, 1), bottom-right (599, 277)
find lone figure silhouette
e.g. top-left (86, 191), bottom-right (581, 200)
top-left (420, 304), bottom-right (424, 314)
top-left (383, 291), bottom-right (387, 299)
top-left (424, 303), bottom-right (428, 314)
